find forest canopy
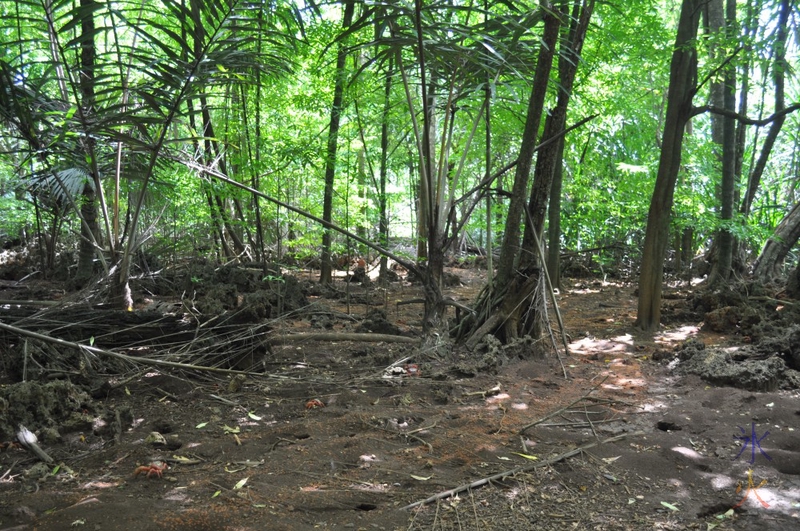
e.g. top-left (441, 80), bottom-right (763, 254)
top-left (0, 0), bottom-right (798, 335)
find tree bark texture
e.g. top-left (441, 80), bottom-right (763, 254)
top-left (635, 0), bottom-right (701, 331)
top-left (465, 0), bottom-right (593, 348)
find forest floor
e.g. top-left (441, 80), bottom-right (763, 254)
top-left (1, 263), bottom-right (799, 531)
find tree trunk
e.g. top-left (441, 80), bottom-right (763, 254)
top-left (464, 0), bottom-right (593, 349)
top-left (635, 0), bottom-right (701, 331)
top-left (709, 0), bottom-right (737, 287)
top-left (493, 7), bottom-right (561, 292)
top-left (74, 0), bottom-right (100, 288)
top-left (510, 0), bottom-right (592, 340)
top-left (320, 0), bottom-right (355, 284)
top-left (753, 201), bottom-right (800, 280)
top-left (75, 182), bottom-right (100, 286)
top-left (378, 55), bottom-right (393, 284)
top-left (740, 0), bottom-right (790, 218)
top-left (546, 135), bottom-right (565, 290)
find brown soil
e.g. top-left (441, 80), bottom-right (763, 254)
top-left (1, 269), bottom-right (799, 531)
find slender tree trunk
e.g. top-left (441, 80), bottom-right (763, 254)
top-left (465, 0), bottom-right (593, 348)
top-left (74, 0), bottom-right (101, 287)
top-left (740, 0), bottom-right (790, 218)
top-left (484, 69), bottom-right (494, 286)
top-left (493, 7), bottom-right (561, 292)
top-left (320, 0), bottom-right (355, 284)
top-left (635, 0), bottom-right (701, 331)
top-left (546, 135), bottom-right (565, 289)
top-left (378, 55), bottom-right (394, 284)
top-left (511, 0), bottom-right (592, 339)
top-left (710, 0), bottom-right (737, 286)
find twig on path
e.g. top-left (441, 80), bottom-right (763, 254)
top-left (519, 376), bottom-right (608, 434)
top-left (210, 394), bottom-right (239, 406)
top-left (1, 460), bottom-right (21, 482)
top-left (401, 430), bottom-right (645, 510)
top-left (269, 332), bottom-right (418, 345)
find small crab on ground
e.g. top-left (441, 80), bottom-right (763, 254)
top-left (133, 461), bottom-right (168, 479)
top-left (305, 399), bottom-right (325, 409)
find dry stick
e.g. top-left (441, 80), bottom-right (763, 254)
top-left (0, 321), bottom-right (286, 377)
top-left (526, 209), bottom-right (570, 373)
top-left (269, 332), bottom-right (417, 345)
top-left (519, 376), bottom-right (608, 434)
top-left (0, 300), bottom-right (61, 307)
top-left (401, 430), bottom-right (645, 510)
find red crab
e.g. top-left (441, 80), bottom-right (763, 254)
top-left (305, 399), bottom-right (325, 409)
top-left (133, 461), bottom-right (168, 479)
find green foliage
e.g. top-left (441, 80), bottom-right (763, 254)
top-left (0, 0), bottom-right (796, 278)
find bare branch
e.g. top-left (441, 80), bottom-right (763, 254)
top-left (690, 102), bottom-right (800, 125)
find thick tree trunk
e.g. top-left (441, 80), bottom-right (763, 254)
top-left (635, 0), bottom-right (701, 331)
top-left (753, 201), bottom-right (800, 280)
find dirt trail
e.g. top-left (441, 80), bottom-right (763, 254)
top-left (1, 272), bottom-right (799, 530)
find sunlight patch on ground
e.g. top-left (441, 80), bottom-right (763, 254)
top-left (569, 337), bottom-right (632, 355)
top-left (603, 378), bottom-right (647, 391)
top-left (511, 402), bottom-right (528, 410)
top-left (486, 393), bottom-right (511, 404)
top-left (641, 399), bottom-right (668, 412)
top-left (352, 482), bottom-right (390, 493)
top-left (761, 485), bottom-right (800, 514)
top-left (568, 288), bottom-right (601, 295)
top-left (613, 377), bottom-right (646, 388)
top-left (655, 325), bottom-right (699, 344)
top-left (671, 446), bottom-right (703, 460)
top-left (81, 481), bottom-right (118, 489)
top-left (705, 472), bottom-right (736, 490)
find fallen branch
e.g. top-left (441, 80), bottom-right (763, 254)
top-left (401, 430), bottom-right (645, 510)
top-left (519, 376), bottom-right (608, 434)
top-left (269, 332), bottom-right (417, 344)
top-left (0, 320), bottom-right (275, 376)
top-left (0, 300), bottom-right (61, 307)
